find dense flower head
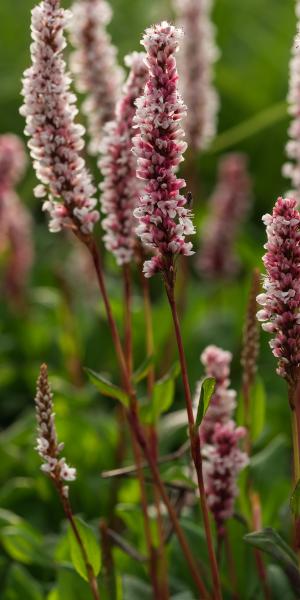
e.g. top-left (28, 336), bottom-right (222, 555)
top-left (69, 0), bottom-right (124, 155)
top-left (133, 21), bottom-right (195, 279)
top-left (257, 197), bottom-right (300, 382)
top-left (198, 153), bottom-right (252, 278)
top-left (0, 134), bottom-right (27, 195)
top-left (203, 421), bottom-right (248, 534)
top-left (174, 0), bottom-right (219, 150)
top-left (282, 2), bottom-right (300, 198)
top-left (35, 364), bottom-right (76, 494)
top-left (198, 345), bottom-right (236, 444)
top-left (99, 52), bottom-right (148, 265)
top-left (20, 0), bottom-right (99, 235)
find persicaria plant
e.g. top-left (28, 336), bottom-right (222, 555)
top-left (2, 0), bottom-right (300, 598)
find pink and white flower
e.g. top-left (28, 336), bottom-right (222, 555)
top-left (133, 21), bottom-right (195, 279)
top-left (99, 52), bottom-right (148, 265)
top-left (69, 0), bottom-right (124, 155)
top-left (20, 0), bottom-right (99, 235)
top-left (257, 197), bottom-right (300, 382)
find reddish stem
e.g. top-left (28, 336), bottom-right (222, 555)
top-left (165, 281), bottom-right (222, 600)
top-left (56, 483), bottom-right (100, 600)
top-left (85, 239), bottom-right (208, 597)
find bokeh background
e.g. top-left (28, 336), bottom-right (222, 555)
top-left (0, 0), bottom-right (297, 598)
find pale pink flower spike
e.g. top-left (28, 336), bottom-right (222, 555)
top-left (133, 21), bottom-right (195, 279)
top-left (20, 0), bottom-right (99, 235)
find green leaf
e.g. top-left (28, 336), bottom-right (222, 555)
top-left (132, 356), bottom-right (154, 384)
top-left (251, 376), bottom-right (266, 441)
top-left (3, 564), bottom-right (43, 600)
top-left (195, 377), bottom-right (215, 428)
top-left (267, 565), bottom-right (294, 600)
top-left (68, 517), bottom-right (101, 582)
top-left (290, 479), bottom-right (300, 518)
top-left (85, 368), bottom-right (129, 407)
top-left (151, 363), bottom-right (180, 424)
top-left (122, 576), bottom-right (152, 600)
top-left (244, 528), bottom-right (300, 596)
top-left (0, 524), bottom-right (51, 567)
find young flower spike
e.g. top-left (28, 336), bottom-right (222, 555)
top-left (20, 0), bottom-right (99, 235)
top-left (257, 197), bottom-right (300, 383)
top-left (198, 153), bottom-right (251, 278)
top-left (174, 0), bottom-right (219, 150)
top-left (203, 421), bottom-right (248, 536)
top-left (198, 344), bottom-right (236, 444)
top-left (69, 0), bottom-right (124, 155)
top-left (99, 52), bottom-right (148, 265)
top-left (283, 2), bottom-right (300, 198)
top-left (35, 364), bottom-right (76, 493)
top-left (133, 21), bottom-right (195, 279)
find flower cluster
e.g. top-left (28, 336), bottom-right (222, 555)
top-left (69, 0), bottom-right (124, 155)
top-left (282, 2), bottom-right (300, 198)
top-left (99, 52), bottom-right (148, 265)
top-left (203, 421), bottom-right (248, 535)
top-left (199, 345), bottom-right (236, 444)
top-left (35, 364), bottom-right (76, 494)
top-left (198, 153), bottom-right (251, 278)
top-left (0, 134), bottom-right (27, 195)
top-left (133, 21), bottom-right (195, 279)
top-left (174, 0), bottom-right (219, 150)
top-left (20, 0), bottom-right (99, 235)
top-left (257, 197), bottom-right (300, 382)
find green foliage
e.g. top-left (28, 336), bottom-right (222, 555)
top-left (85, 368), bottom-right (130, 407)
top-left (67, 518), bottom-right (101, 582)
top-left (195, 377), bottom-right (215, 428)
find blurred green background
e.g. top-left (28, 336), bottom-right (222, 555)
top-left (0, 0), bottom-right (298, 598)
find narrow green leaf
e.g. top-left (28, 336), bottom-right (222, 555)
top-left (132, 356), bottom-right (154, 384)
top-left (251, 376), bottom-right (266, 441)
top-left (290, 479), bottom-right (300, 518)
top-left (0, 525), bottom-right (51, 567)
top-left (68, 517), bottom-right (101, 583)
top-left (85, 368), bottom-right (129, 407)
top-left (195, 377), bottom-right (215, 428)
top-left (244, 528), bottom-right (300, 596)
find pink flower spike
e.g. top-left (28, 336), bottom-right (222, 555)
top-left (198, 153), bottom-right (252, 279)
top-left (283, 2), bottom-right (300, 198)
top-left (133, 21), bottom-right (195, 279)
top-left (257, 197), bottom-right (300, 383)
top-left (198, 345), bottom-right (236, 444)
top-left (35, 364), bottom-right (76, 492)
top-left (69, 0), bottom-right (124, 155)
top-left (203, 421), bottom-right (248, 535)
top-left (20, 0), bottom-right (99, 236)
top-left (99, 52), bottom-right (148, 265)
top-left (174, 0), bottom-right (219, 150)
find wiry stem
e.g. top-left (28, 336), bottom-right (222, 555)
top-left (165, 280), bottom-right (222, 600)
top-left (123, 263), bottom-right (161, 597)
top-left (85, 238), bottom-right (208, 598)
top-left (57, 483), bottom-right (100, 600)
top-left (140, 265), bottom-right (169, 598)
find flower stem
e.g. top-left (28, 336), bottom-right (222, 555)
top-left (57, 483), bottom-right (100, 600)
top-left (86, 239), bottom-right (208, 597)
top-left (165, 281), bottom-right (222, 600)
